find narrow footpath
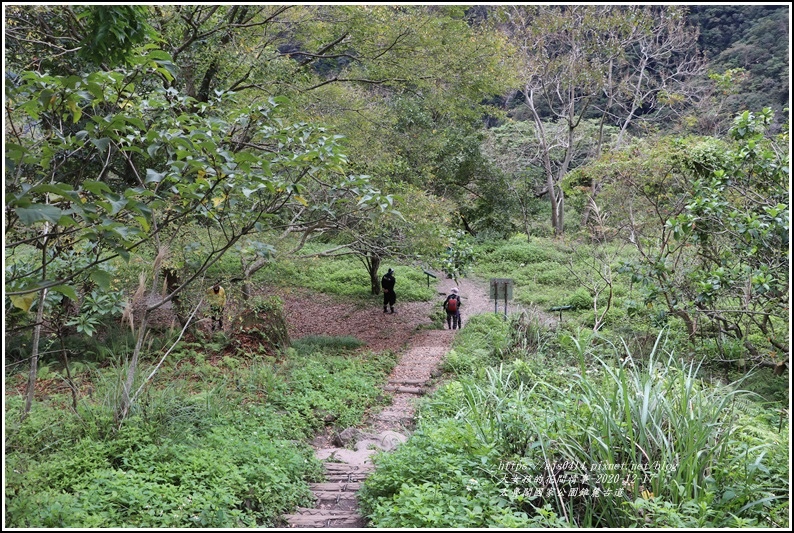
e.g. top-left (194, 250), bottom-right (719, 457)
top-left (283, 274), bottom-right (495, 528)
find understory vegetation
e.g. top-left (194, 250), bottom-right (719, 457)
top-left (359, 313), bottom-right (789, 528)
top-left (4, 4), bottom-right (789, 529)
top-left (5, 322), bottom-right (397, 527)
top-left (5, 236), bottom-right (789, 527)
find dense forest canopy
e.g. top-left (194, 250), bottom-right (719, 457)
top-left (688, 4), bottom-right (789, 121)
top-left (4, 0), bottom-right (790, 412)
top-left (3, 0), bottom-right (789, 410)
top-left (2, 4), bottom-right (791, 529)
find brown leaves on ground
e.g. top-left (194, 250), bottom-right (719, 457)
top-left (243, 287), bottom-right (438, 354)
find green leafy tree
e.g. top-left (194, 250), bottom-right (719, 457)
top-left (235, 172), bottom-right (396, 300)
top-left (298, 183), bottom-right (454, 294)
top-left (482, 118), bottom-right (620, 238)
top-left (287, 7), bottom-right (515, 237)
top-left (76, 6), bottom-right (153, 67)
top-left (595, 109), bottom-right (788, 369)
top-left (150, 5), bottom-right (512, 108)
top-left (149, 5), bottom-right (515, 241)
top-left (438, 229), bottom-right (476, 283)
top-left (684, 67), bottom-right (752, 136)
top-left (4, 46), bottom-right (385, 419)
top-left (5, 5), bottom-right (153, 74)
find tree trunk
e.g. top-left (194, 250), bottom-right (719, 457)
top-left (162, 267), bottom-right (184, 325)
top-left (59, 336), bottom-right (79, 411)
top-left (674, 309), bottom-right (698, 340)
top-left (241, 255), bottom-right (268, 301)
top-left (526, 86), bottom-right (568, 236)
top-left (459, 213), bottom-right (476, 237)
top-left (242, 281), bottom-right (252, 301)
top-left (196, 6), bottom-right (247, 103)
top-left (367, 253), bottom-right (381, 295)
top-left (23, 221), bottom-right (52, 420)
top-left (22, 287), bottom-right (47, 420)
top-left (552, 188), bottom-right (565, 236)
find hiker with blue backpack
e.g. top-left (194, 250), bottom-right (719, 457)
top-left (443, 287), bottom-right (462, 329)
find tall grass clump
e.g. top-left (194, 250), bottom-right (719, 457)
top-left (365, 322), bottom-right (788, 528)
top-left (542, 331), bottom-right (789, 527)
top-left (458, 365), bottom-right (538, 458)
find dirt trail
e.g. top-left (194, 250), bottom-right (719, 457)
top-left (280, 272), bottom-right (503, 527)
top-left (129, 270), bottom-right (549, 527)
top-left (368, 274), bottom-right (497, 432)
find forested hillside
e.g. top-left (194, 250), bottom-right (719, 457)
top-left (688, 4), bottom-right (789, 123)
top-left (3, 4), bottom-right (790, 528)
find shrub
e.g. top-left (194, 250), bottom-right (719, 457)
top-left (6, 425), bottom-right (322, 527)
top-left (440, 348), bottom-right (486, 375)
top-left (269, 350), bottom-right (396, 431)
top-left (439, 313), bottom-right (512, 377)
top-left (5, 321), bottom-right (396, 528)
top-left (360, 419), bottom-right (528, 528)
top-left (567, 287), bottom-right (592, 310)
top-left (489, 240), bottom-right (563, 265)
top-left (534, 263), bottom-right (572, 286)
top-left (5, 395), bottom-right (87, 456)
top-left (231, 295), bottom-right (290, 354)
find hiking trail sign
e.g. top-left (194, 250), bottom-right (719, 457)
top-left (489, 278), bottom-right (513, 318)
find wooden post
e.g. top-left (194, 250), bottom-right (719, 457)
top-left (503, 281), bottom-right (508, 320)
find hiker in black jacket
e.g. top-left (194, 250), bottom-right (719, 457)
top-left (382, 268), bottom-right (396, 313)
top-left (443, 287), bottom-right (462, 329)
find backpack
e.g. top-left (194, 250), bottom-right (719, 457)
top-left (446, 295), bottom-right (458, 312)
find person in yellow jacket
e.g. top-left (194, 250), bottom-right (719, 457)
top-left (206, 283), bottom-right (227, 331)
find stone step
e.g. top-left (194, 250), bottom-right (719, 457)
top-left (285, 508), bottom-right (363, 528)
top-left (387, 378), bottom-right (429, 386)
top-left (314, 500), bottom-right (359, 512)
top-left (325, 472), bottom-right (369, 482)
top-left (372, 414), bottom-right (415, 426)
top-left (324, 463), bottom-right (374, 473)
top-left (383, 385), bottom-right (425, 394)
top-left (309, 482), bottom-right (362, 492)
top-left (312, 490), bottom-right (359, 502)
